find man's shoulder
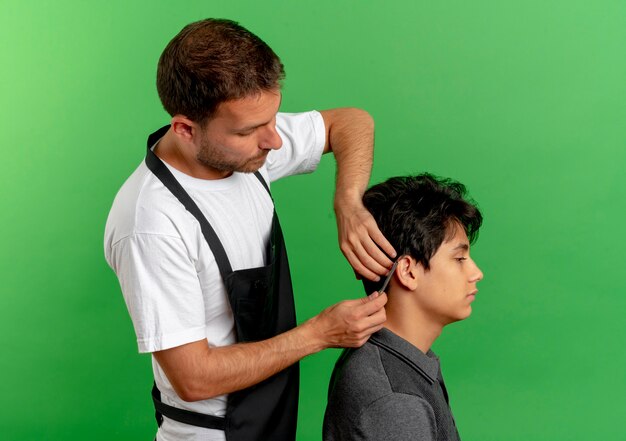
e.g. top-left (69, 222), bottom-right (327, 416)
top-left (265, 111), bottom-right (325, 182)
top-left (104, 161), bottom-right (195, 246)
top-left (275, 110), bottom-right (322, 129)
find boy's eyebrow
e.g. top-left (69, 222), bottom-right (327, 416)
top-left (451, 243), bottom-right (469, 251)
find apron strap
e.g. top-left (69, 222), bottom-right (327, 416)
top-left (145, 126), bottom-right (274, 278)
top-left (252, 170), bottom-right (271, 196)
top-left (145, 126), bottom-right (283, 434)
top-left (152, 382), bottom-right (226, 430)
top-left (144, 125), bottom-right (233, 277)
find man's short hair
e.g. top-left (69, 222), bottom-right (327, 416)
top-left (362, 173), bottom-right (483, 293)
top-left (156, 18), bottom-right (285, 124)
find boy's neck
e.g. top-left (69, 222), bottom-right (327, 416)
top-left (384, 291), bottom-right (443, 354)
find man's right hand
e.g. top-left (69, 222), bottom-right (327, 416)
top-left (304, 291), bottom-right (387, 350)
top-left (153, 291), bottom-right (387, 402)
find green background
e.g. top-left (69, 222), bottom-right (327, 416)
top-left (2, 0), bottom-right (625, 439)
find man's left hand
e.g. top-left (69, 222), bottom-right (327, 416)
top-left (335, 200), bottom-right (396, 282)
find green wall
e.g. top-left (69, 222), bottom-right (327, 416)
top-left (2, 1), bottom-right (625, 439)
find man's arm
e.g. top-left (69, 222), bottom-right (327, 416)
top-left (319, 108), bottom-right (396, 282)
top-left (154, 292), bottom-right (387, 401)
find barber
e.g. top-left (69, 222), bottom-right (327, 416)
top-left (104, 18), bottom-right (395, 441)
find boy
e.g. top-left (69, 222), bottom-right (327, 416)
top-left (323, 173), bottom-right (484, 441)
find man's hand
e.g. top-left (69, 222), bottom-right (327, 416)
top-left (335, 198), bottom-right (396, 281)
top-left (304, 291), bottom-right (388, 349)
top-left (320, 108), bottom-right (396, 281)
top-left (153, 292), bottom-right (387, 402)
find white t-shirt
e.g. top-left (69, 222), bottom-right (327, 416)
top-left (104, 111), bottom-right (325, 441)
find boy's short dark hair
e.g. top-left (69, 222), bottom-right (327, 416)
top-left (156, 18), bottom-right (285, 124)
top-left (362, 173), bottom-right (482, 293)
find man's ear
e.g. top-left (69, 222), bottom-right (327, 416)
top-left (395, 255), bottom-right (420, 291)
top-left (170, 115), bottom-right (198, 142)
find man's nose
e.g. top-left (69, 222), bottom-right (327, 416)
top-left (260, 125), bottom-right (283, 150)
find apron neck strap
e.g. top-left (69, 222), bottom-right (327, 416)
top-left (144, 125), bottom-right (234, 277)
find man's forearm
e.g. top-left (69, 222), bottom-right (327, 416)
top-left (321, 107), bottom-right (375, 207)
top-left (154, 292), bottom-right (387, 402)
top-left (155, 320), bottom-right (322, 402)
top-left (320, 108), bottom-right (395, 280)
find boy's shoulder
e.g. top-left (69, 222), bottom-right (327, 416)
top-left (323, 329), bottom-right (443, 440)
top-left (330, 339), bottom-right (392, 407)
top-left (329, 329), bottom-right (441, 407)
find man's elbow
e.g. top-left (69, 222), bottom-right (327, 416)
top-left (153, 340), bottom-right (222, 402)
top-left (344, 107), bottom-right (374, 130)
top-left (325, 107), bottom-right (374, 130)
top-left (172, 378), bottom-right (220, 402)
top-left (174, 381), bottom-right (202, 402)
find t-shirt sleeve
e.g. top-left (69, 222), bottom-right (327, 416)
top-left (264, 111), bottom-right (326, 182)
top-left (108, 233), bottom-right (208, 353)
top-left (354, 393), bottom-right (437, 441)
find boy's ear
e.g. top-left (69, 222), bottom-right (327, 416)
top-left (395, 255), bottom-right (420, 291)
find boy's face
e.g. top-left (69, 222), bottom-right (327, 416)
top-left (415, 224), bottom-right (484, 326)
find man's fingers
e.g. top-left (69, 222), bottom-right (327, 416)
top-left (365, 305), bottom-right (387, 327)
top-left (343, 248), bottom-right (380, 282)
top-left (322, 293), bottom-right (387, 348)
top-left (358, 291), bottom-right (387, 316)
top-left (365, 322), bottom-right (386, 336)
top-left (368, 224), bottom-right (397, 260)
top-left (353, 320), bottom-right (386, 347)
top-left (351, 240), bottom-right (389, 277)
top-left (352, 217), bottom-right (396, 276)
top-left (353, 269), bottom-right (363, 281)
top-left (360, 236), bottom-right (394, 270)
top-left (361, 213), bottom-right (396, 262)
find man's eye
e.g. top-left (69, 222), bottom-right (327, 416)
top-left (455, 257), bottom-right (467, 262)
top-left (237, 131), bottom-right (253, 137)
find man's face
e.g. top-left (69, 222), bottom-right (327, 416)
top-left (414, 224), bottom-right (484, 326)
top-left (196, 89), bottom-right (283, 173)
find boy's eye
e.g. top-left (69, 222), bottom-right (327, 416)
top-left (455, 257), bottom-right (467, 262)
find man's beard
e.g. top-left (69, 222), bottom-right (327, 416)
top-left (196, 137), bottom-right (268, 174)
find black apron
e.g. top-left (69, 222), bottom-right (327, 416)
top-left (144, 126), bottom-right (299, 441)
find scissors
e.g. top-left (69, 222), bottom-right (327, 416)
top-left (378, 260), bottom-right (399, 293)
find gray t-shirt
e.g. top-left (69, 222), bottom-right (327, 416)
top-left (323, 328), bottom-right (461, 441)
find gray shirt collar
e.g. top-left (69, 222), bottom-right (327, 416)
top-left (369, 327), bottom-right (440, 384)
